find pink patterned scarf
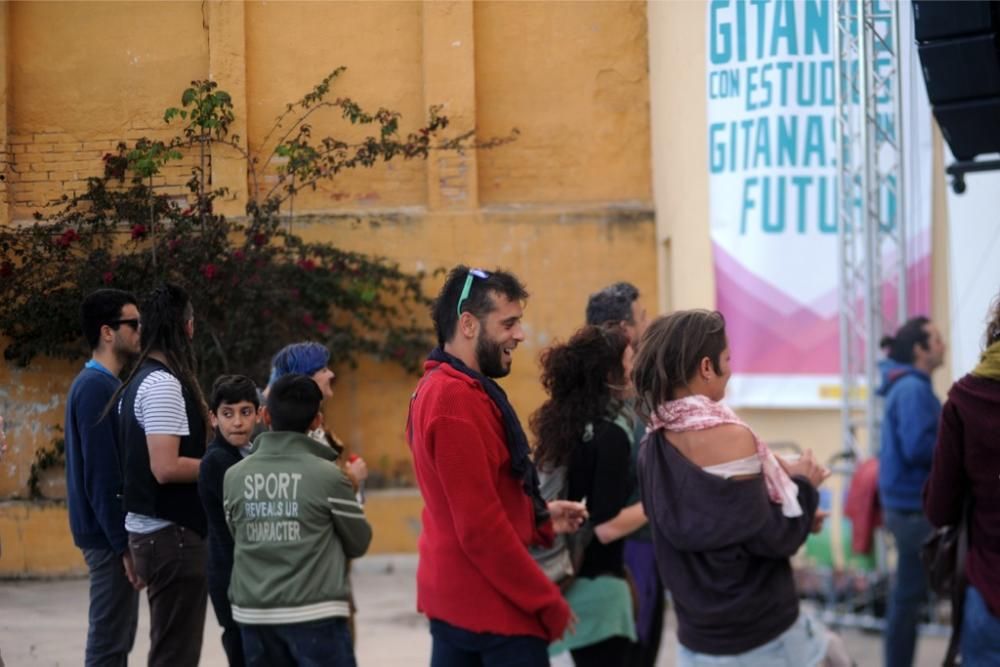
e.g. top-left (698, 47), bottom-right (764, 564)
top-left (649, 394), bottom-right (803, 517)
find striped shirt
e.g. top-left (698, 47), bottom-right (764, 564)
top-left (124, 370), bottom-right (190, 534)
top-left (134, 371), bottom-right (190, 435)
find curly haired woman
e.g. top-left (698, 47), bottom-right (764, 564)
top-left (531, 325), bottom-right (646, 667)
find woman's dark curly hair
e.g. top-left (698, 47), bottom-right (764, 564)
top-left (530, 325), bottom-right (630, 470)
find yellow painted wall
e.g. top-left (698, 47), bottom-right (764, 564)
top-left (474, 1), bottom-right (651, 204)
top-left (1, 3), bottom-right (10, 223)
top-left (0, 502), bottom-right (86, 577)
top-left (1, 0), bottom-right (655, 571)
top-left (0, 358), bottom-right (77, 499)
top-left (7, 1), bottom-right (208, 210)
top-left (244, 1), bottom-right (428, 210)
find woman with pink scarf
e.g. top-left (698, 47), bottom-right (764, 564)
top-left (633, 310), bottom-right (851, 667)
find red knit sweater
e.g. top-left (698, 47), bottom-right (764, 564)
top-left (407, 361), bottom-right (570, 641)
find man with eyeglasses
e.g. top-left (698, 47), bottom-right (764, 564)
top-left (407, 265), bottom-right (587, 667)
top-left (65, 288), bottom-right (144, 666)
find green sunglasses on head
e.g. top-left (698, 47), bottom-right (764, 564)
top-left (456, 268), bottom-right (490, 318)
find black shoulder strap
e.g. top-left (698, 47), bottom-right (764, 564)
top-left (944, 497), bottom-right (971, 667)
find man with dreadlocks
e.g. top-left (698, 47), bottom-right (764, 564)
top-left (111, 283), bottom-right (210, 666)
top-left (406, 265), bottom-right (587, 667)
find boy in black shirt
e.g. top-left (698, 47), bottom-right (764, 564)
top-left (198, 375), bottom-right (260, 667)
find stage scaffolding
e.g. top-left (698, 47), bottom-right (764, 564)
top-left (834, 0), bottom-right (908, 463)
top-left (822, 0), bottom-right (910, 632)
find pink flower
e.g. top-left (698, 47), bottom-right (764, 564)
top-left (54, 229), bottom-right (80, 248)
top-left (130, 224), bottom-right (147, 240)
top-left (297, 258), bottom-right (316, 272)
top-left (302, 312), bottom-right (315, 326)
top-left (316, 322), bottom-right (330, 334)
top-left (201, 263), bottom-right (218, 280)
top-left (181, 206), bottom-right (195, 218)
top-left (253, 233), bottom-right (268, 247)
top-left (168, 239), bottom-right (181, 253)
top-left (102, 271), bottom-right (114, 285)
top-left (232, 249), bottom-right (245, 261)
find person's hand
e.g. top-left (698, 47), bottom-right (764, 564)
top-left (811, 509), bottom-right (829, 534)
top-left (777, 449), bottom-right (830, 488)
top-left (346, 454), bottom-right (368, 483)
top-left (547, 500), bottom-right (588, 534)
top-left (564, 610), bottom-right (579, 637)
top-left (122, 551), bottom-right (145, 591)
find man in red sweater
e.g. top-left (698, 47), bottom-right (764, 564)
top-left (407, 265), bottom-right (587, 667)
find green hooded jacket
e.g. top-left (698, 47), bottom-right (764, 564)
top-left (223, 430), bottom-right (372, 624)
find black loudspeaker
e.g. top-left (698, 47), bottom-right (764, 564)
top-left (913, 1), bottom-right (996, 41)
top-left (919, 34), bottom-right (1000, 104)
top-left (934, 97), bottom-right (1000, 160)
top-left (915, 0), bottom-right (1000, 161)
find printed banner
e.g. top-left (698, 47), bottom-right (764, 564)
top-left (706, 0), bottom-right (933, 408)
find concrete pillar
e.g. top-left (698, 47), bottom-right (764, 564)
top-left (205, 0), bottom-right (249, 217)
top-left (647, 1), bottom-right (713, 313)
top-left (422, 1), bottom-right (479, 211)
top-left (0, 1), bottom-right (10, 226)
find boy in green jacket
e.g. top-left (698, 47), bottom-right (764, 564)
top-left (224, 373), bottom-right (372, 665)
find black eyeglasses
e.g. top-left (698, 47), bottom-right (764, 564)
top-left (109, 318), bottom-right (141, 330)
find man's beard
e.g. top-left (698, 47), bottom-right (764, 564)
top-left (113, 338), bottom-right (140, 368)
top-left (475, 331), bottom-right (509, 379)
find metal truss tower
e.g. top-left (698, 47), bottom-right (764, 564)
top-left (834, 0), bottom-right (908, 461)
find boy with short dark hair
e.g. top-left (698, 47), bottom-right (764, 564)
top-left (223, 373), bottom-right (372, 666)
top-left (199, 375), bottom-right (260, 667)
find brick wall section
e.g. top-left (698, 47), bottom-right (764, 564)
top-left (1, 141), bottom-right (10, 216)
top-left (7, 127), bottom-right (206, 221)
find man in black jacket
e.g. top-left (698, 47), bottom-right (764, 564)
top-left (198, 375), bottom-right (260, 667)
top-left (115, 283), bottom-right (208, 666)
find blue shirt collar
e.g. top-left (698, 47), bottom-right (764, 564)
top-left (84, 358), bottom-right (118, 380)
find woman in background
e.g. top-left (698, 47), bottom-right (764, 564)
top-left (925, 294), bottom-right (1000, 663)
top-left (265, 341), bottom-right (367, 486)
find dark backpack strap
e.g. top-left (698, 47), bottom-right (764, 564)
top-left (944, 498), bottom-right (971, 667)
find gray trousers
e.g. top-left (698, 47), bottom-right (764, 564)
top-left (81, 547), bottom-right (139, 667)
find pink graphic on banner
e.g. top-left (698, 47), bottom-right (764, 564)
top-left (714, 242), bottom-right (932, 374)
